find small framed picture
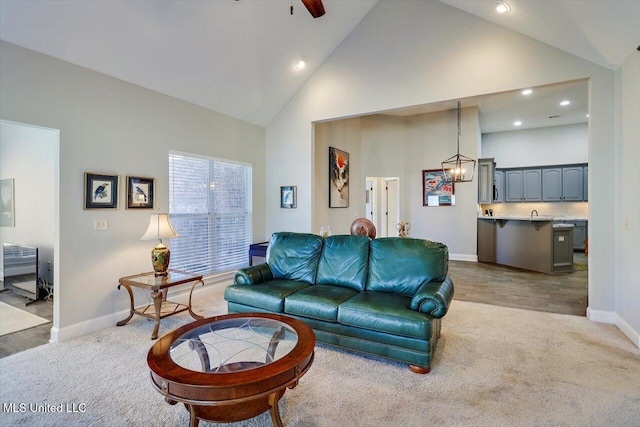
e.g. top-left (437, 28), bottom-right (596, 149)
top-left (0, 178), bottom-right (15, 227)
top-left (281, 186), bottom-right (297, 209)
top-left (126, 176), bottom-right (154, 209)
top-left (84, 173), bottom-right (119, 209)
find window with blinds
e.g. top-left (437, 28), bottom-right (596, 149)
top-left (169, 152), bottom-right (253, 276)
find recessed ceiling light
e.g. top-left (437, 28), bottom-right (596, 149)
top-left (560, 100), bottom-right (571, 106)
top-left (521, 89), bottom-right (533, 95)
top-left (294, 58), bottom-right (307, 70)
top-left (586, 114), bottom-right (590, 118)
top-left (514, 121), bottom-right (522, 126)
top-left (496, 1), bottom-right (511, 14)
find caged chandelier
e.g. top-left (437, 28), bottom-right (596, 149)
top-left (441, 101), bottom-right (476, 183)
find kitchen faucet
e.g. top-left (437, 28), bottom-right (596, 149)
top-left (531, 209), bottom-right (539, 218)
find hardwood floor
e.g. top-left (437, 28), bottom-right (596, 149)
top-left (0, 254), bottom-right (587, 358)
top-left (0, 284), bottom-right (53, 359)
top-left (449, 255), bottom-right (588, 316)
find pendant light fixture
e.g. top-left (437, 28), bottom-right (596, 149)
top-left (441, 101), bottom-right (476, 183)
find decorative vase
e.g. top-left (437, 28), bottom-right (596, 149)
top-left (151, 243), bottom-right (170, 277)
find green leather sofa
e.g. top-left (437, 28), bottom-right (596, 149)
top-left (224, 232), bottom-right (454, 373)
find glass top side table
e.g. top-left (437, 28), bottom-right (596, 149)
top-left (116, 269), bottom-right (204, 339)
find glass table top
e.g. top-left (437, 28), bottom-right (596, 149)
top-left (170, 317), bottom-right (298, 373)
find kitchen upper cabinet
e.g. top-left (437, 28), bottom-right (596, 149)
top-left (505, 170), bottom-right (523, 202)
top-left (494, 170), bottom-right (504, 203)
top-left (522, 169), bottom-right (542, 201)
top-left (542, 168), bottom-right (563, 201)
top-left (562, 166), bottom-right (584, 201)
top-left (542, 166), bottom-right (585, 201)
top-left (478, 158), bottom-right (495, 204)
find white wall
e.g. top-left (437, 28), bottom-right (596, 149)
top-left (0, 41), bottom-right (265, 339)
top-left (616, 51), bottom-right (640, 346)
top-left (266, 1), bottom-right (637, 345)
top-left (482, 124), bottom-right (588, 168)
top-left (0, 121), bottom-right (58, 284)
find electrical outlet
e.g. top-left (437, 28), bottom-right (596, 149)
top-left (94, 219), bottom-right (108, 231)
top-left (624, 217), bottom-right (630, 230)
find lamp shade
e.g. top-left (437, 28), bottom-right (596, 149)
top-left (140, 213), bottom-right (179, 242)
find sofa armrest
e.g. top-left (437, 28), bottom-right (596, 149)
top-left (409, 276), bottom-right (454, 318)
top-left (233, 263), bottom-right (274, 285)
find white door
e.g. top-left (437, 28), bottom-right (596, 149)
top-left (386, 179), bottom-right (399, 237)
top-left (365, 180), bottom-right (375, 224)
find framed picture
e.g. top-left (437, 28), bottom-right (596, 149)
top-left (84, 172), bottom-right (119, 209)
top-left (126, 176), bottom-right (154, 209)
top-left (423, 169), bottom-right (455, 206)
top-left (329, 147), bottom-right (349, 208)
top-left (280, 186), bottom-right (297, 209)
top-left (0, 178), bottom-right (15, 227)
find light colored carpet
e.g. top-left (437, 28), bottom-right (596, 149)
top-left (0, 301), bottom-right (49, 336)
top-left (0, 299), bottom-right (639, 426)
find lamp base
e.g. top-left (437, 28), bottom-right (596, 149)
top-left (151, 244), bottom-right (170, 277)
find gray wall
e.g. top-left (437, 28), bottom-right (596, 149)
top-left (314, 108), bottom-right (480, 259)
top-left (482, 123), bottom-right (588, 168)
top-left (0, 40), bottom-right (266, 339)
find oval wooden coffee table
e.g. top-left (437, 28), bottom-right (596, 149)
top-left (147, 313), bottom-right (315, 427)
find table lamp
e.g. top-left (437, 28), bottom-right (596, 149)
top-left (140, 213), bottom-right (179, 277)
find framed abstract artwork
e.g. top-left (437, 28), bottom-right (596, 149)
top-left (126, 176), bottom-right (154, 209)
top-left (84, 172), bottom-right (119, 209)
top-left (329, 147), bottom-right (349, 208)
top-left (280, 186), bottom-right (297, 209)
top-left (0, 179), bottom-right (15, 227)
top-left (422, 169), bottom-right (455, 206)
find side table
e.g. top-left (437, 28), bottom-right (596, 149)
top-left (117, 269), bottom-right (204, 339)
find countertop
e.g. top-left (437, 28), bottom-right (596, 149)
top-left (478, 215), bottom-right (588, 222)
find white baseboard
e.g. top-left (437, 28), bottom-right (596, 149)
top-left (51, 276), bottom-right (231, 342)
top-left (450, 254), bottom-right (478, 262)
top-left (587, 307), bottom-right (640, 349)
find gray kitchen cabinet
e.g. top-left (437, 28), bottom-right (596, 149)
top-left (478, 158), bottom-right (495, 204)
top-left (494, 169), bottom-right (504, 203)
top-left (572, 221), bottom-right (587, 250)
top-left (542, 168), bottom-right (563, 201)
top-left (562, 166), bottom-right (583, 201)
top-left (505, 170), bottom-right (523, 202)
top-left (583, 166), bottom-right (588, 201)
top-left (523, 169), bottom-right (542, 201)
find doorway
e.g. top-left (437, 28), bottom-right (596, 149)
top-left (365, 177), bottom-right (399, 238)
top-left (0, 120), bottom-right (60, 357)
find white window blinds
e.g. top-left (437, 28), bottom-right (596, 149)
top-left (169, 152), bottom-right (253, 276)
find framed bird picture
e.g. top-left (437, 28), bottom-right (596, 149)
top-left (84, 172), bottom-right (119, 209)
top-left (126, 176), bottom-right (154, 209)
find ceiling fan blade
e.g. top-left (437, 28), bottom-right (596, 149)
top-left (301, 0), bottom-right (325, 18)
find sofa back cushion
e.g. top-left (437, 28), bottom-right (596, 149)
top-left (267, 232), bottom-right (324, 285)
top-left (367, 238), bottom-right (448, 296)
top-left (316, 235), bottom-right (370, 291)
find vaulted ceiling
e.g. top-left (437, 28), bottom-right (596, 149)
top-left (1, 0), bottom-right (638, 129)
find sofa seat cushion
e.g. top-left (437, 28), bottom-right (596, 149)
top-left (337, 291), bottom-right (432, 340)
top-left (224, 280), bottom-right (310, 313)
top-left (285, 285), bottom-right (358, 322)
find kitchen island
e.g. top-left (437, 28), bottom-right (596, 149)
top-left (477, 216), bottom-right (574, 273)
